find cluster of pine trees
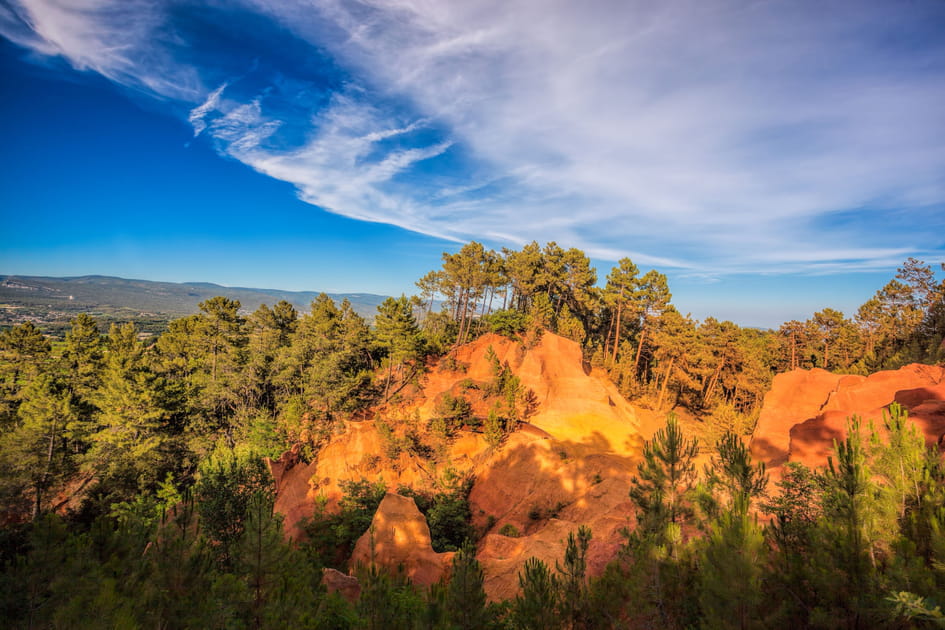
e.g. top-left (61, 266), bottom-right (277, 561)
top-left (598, 407), bottom-right (945, 628)
top-left (1, 242), bottom-right (943, 628)
top-left (419, 245), bottom-right (945, 416)
top-left (1, 409), bottom-right (942, 628)
top-left (0, 291), bottom-right (440, 522)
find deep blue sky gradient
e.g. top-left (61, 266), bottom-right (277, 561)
top-left (0, 39), bottom-right (449, 294)
top-left (1, 2), bottom-right (943, 327)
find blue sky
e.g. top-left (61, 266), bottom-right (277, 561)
top-left (1, 0), bottom-right (943, 328)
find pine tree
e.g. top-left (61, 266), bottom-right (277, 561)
top-left (374, 295), bottom-right (423, 401)
top-left (555, 304), bottom-right (586, 344)
top-left (87, 322), bottom-right (169, 493)
top-left (698, 497), bottom-right (765, 630)
top-left (527, 293), bottom-right (554, 331)
top-left (630, 270), bottom-right (671, 382)
top-left (819, 417), bottom-right (886, 626)
top-left (811, 308), bottom-right (845, 370)
top-left (193, 296), bottom-right (247, 447)
top-left (446, 541), bottom-right (492, 629)
top-left (232, 492), bottom-right (308, 629)
top-left (650, 307), bottom-right (696, 411)
top-left (512, 558), bottom-right (561, 630)
top-left (1, 373), bottom-right (77, 519)
top-left (61, 313), bottom-right (105, 412)
top-left (194, 449), bottom-right (274, 567)
top-left (504, 241), bottom-right (544, 312)
top-left (704, 430), bottom-right (767, 515)
top-left (273, 294), bottom-right (375, 442)
top-left (148, 498), bottom-right (200, 619)
top-left (629, 414), bottom-right (699, 551)
top-left (870, 403), bottom-right (926, 520)
top-left (603, 257), bottom-right (639, 364)
top-left (0, 321), bottom-right (51, 427)
top-left (557, 526), bottom-right (592, 630)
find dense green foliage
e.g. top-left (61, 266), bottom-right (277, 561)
top-left (600, 408), bottom-right (945, 629)
top-left (3, 406), bottom-right (941, 628)
top-left (302, 479), bottom-right (388, 570)
top-left (1, 245), bottom-right (944, 627)
top-left (0, 294), bottom-right (399, 523)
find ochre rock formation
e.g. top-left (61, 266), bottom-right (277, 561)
top-left (270, 421), bottom-right (489, 540)
top-left (271, 331), bottom-right (646, 598)
top-left (750, 369), bottom-right (844, 469)
top-left (419, 332), bottom-right (641, 456)
top-left (471, 430), bottom-right (635, 600)
top-left (751, 364), bottom-right (945, 472)
top-left (348, 493), bottom-right (454, 586)
top-left (413, 332), bottom-right (642, 599)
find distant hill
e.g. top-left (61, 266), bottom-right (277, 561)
top-left (0, 274), bottom-right (390, 333)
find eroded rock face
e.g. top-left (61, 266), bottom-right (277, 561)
top-left (271, 331), bottom-right (647, 599)
top-left (750, 369), bottom-right (844, 469)
top-left (271, 420), bottom-right (433, 541)
top-left (751, 364), bottom-right (945, 473)
top-left (416, 333), bottom-right (643, 599)
top-left (420, 332), bottom-right (641, 456)
top-left (470, 430), bottom-right (635, 601)
top-left (348, 493), bottom-right (453, 586)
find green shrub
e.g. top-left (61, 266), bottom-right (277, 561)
top-left (397, 472), bottom-right (475, 552)
top-left (433, 392), bottom-right (473, 435)
top-left (481, 309), bottom-right (528, 337)
top-left (499, 523), bottom-right (521, 537)
top-left (301, 478), bottom-right (386, 570)
top-left (194, 449), bottom-right (273, 566)
top-left (440, 355), bottom-right (469, 373)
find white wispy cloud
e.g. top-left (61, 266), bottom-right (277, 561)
top-left (205, 93), bottom-right (455, 235)
top-left (0, 0), bottom-right (201, 99)
top-left (188, 82), bottom-right (227, 137)
top-left (3, 0), bottom-right (944, 274)
top-left (248, 0), bottom-right (945, 271)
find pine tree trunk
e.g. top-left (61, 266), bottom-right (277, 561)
top-left (632, 323), bottom-right (647, 382)
top-left (611, 300), bottom-right (623, 364)
top-left (454, 288), bottom-right (468, 346)
top-left (657, 357), bottom-right (674, 410)
top-left (34, 419), bottom-right (57, 521)
top-left (604, 310), bottom-right (615, 362)
top-left (790, 332), bottom-right (797, 370)
top-left (703, 361), bottom-right (724, 405)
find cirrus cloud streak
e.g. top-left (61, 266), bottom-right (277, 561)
top-left (3, 0), bottom-right (944, 273)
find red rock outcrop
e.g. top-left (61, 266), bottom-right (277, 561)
top-left (751, 364), bottom-right (945, 473)
top-left (419, 332), bottom-right (641, 456)
top-left (414, 332), bottom-right (643, 599)
top-left (271, 331), bottom-right (647, 598)
top-left (470, 430), bottom-right (635, 600)
top-left (271, 420), bottom-right (488, 540)
top-left (750, 369), bottom-right (844, 468)
top-left (349, 493), bottom-right (454, 586)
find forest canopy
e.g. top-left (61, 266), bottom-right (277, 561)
top-left (0, 244), bottom-right (943, 628)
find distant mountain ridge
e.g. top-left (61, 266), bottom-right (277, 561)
top-left (0, 274), bottom-right (390, 322)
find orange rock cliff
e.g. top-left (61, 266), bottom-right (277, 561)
top-left (269, 331), bottom-right (642, 600)
top-left (269, 331), bottom-right (945, 600)
top-left (751, 363), bottom-right (945, 474)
